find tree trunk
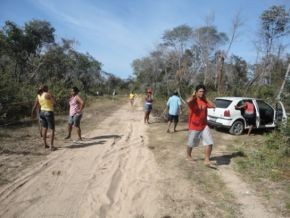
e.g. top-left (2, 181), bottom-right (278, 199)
top-left (165, 67), bottom-right (169, 97)
top-left (276, 63), bottom-right (290, 100)
top-left (217, 54), bottom-right (225, 94)
top-left (203, 59), bottom-right (210, 85)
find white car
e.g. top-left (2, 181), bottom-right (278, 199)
top-left (207, 97), bottom-right (287, 135)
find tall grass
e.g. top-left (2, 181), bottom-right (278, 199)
top-left (234, 122), bottom-right (290, 215)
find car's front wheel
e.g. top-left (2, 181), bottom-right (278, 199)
top-left (229, 120), bottom-right (244, 135)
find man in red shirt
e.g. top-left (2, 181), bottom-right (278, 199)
top-left (186, 84), bottom-right (215, 166)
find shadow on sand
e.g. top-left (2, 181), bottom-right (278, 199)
top-left (85, 135), bottom-right (122, 140)
top-left (65, 135), bottom-right (122, 149)
top-left (66, 140), bottom-right (106, 149)
top-left (211, 151), bottom-right (245, 166)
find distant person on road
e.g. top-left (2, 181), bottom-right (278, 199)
top-left (144, 89), bottom-right (153, 124)
top-left (36, 85), bottom-right (56, 151)
top-left (64, 87), bottom-right (85, 141)
top-left (235, 100), bottom-right (255, 135)
top-left (32, 86), bottom-right (44, 137)
top-left (112, 89), bottom-right (117, 101)
top-left (186, 84), bottom-right (215, 166)
top-left (129, 91), bottom-right (136, 107)
top-left (166, 91), bottom-right (182, 133)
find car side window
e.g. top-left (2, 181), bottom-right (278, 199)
top-left (256, 100), bottom-right (273, 112)
top-left (215, 99), bottom-right (232, 108)
top-left (236, 100), bottom-right (244, 107)
top-left (256, 100), bottom-right (274, 124)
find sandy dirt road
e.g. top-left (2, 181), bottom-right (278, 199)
top-left (0, 98), bottom-right (161, 218)
top-left (0, 97), bottom-right (283, 218)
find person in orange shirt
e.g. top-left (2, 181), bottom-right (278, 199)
top-left (235, 100), bottom-right (255, 135)
top-left (186, 84), bottom-right (215, 166)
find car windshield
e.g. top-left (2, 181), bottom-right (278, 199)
top-left (215, 99), bottom-right (232, 108)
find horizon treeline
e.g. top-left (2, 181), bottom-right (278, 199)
top-left (0, 19), bottom-right (133, 123)
top-left (131, 5), bottom-right (290, 104)
top-left (0, 4), bottom-right (290, 123)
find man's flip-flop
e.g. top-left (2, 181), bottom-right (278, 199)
top-left (50, 146), bottom-right (57, 151)
top-left (204, 162), bottom-right (218, 170)
top-left (186, 157), bottom-right (195, 163)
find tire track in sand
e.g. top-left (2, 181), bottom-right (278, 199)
top-left (0, 98), bottom-right (161, 218)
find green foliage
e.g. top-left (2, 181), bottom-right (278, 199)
top-left (193, 26), bottom-right (229, 54)
top-left (235, 122), bottom-right (290, 181)
top-left (131, 5), bottom-right (290, 104)
top-left (0, 19), bottom-right (127, 123)
top-left (162, 24), bottom-right (193, 47)
top-left (228, 55), bottom-right (248, 87)
top-left (250, 85), bottom-right (276, 99)
top-left (260, 5), bottom-right (290, 41)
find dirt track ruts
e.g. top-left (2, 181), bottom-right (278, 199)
top-left (0, 98), bottom-right (161, 218)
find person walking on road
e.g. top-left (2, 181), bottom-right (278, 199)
top-left (35, 85), bottom-right (56, 150)
top-left (186, 84), bottom-right (215, 166)
top-left (64, 87), bottom-right (85, 141)
top-left (129, 91), bottom-right (136, 107)
top-left (32, 86), bottom-right (44, 137)
top-left (144, 89), bottom-right (153, 124)
top-left (166, 91), bottom-right (182, 133)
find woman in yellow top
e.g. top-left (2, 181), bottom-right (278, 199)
top-left (34, 85), bottom-right (56, 150)
top-left (129, 91), bottom-right (136, 107)
top-left (31, 87), bottom-right (44, 137)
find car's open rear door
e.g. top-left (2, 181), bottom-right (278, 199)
top-left (275, 101), bottom-right (288, 126)
top-left (253, 100), bottom-right (260, 128)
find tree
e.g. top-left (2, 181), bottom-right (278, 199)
top-left (24, 20), bottom-right (55, 54)
top-left (228, 55), bottom-right (248, 88)
top-left (162, 25), bottom-right (193, 93)
top-left (252, 5), bottom-right (290, 85)
top-left (193, 26), bottom-right (228, 85)
top-left (217, 11), bottom-right (243, 93)
top-left (260, 5), bottom-right (290, 57)
top-left (1, 20), bottom-right (55, 83)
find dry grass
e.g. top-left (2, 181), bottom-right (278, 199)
top-left (147, 120), bottom-right (240, 218)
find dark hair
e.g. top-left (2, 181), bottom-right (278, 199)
top-left (195, 84), bottom-right (206, 92)
top-left (72, 87), bottom-right (79, 94)
top-left (41, 85), bottom-right (48, 92)
top-left (173, 91), bottom-right (178, 96)
top-left (37, 86), bottom-right (43, 95)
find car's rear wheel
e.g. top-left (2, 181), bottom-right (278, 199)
top-left (229, 120), bottom-right (244, 135)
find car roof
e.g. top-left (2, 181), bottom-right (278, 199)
top-left (214, 97), bottom-right (256, 101)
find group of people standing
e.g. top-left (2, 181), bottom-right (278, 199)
top-left (33, 84), bottom-right (216, 166)
top-left (137, 85), bottom-right (216, 166)
top-left (32, 85), bottom-right (85, 151)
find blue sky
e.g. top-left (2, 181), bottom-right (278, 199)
top-left (1, 0), bottom-right (289, 78)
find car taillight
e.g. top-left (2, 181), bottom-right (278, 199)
top-left (224, 110), bottom-right (231, 117)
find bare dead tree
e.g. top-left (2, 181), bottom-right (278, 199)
top-left (277, 63), bottom-right (290, 100)
top-left (216, 11), bottom-right (243, 93)
top-left (216, 52), bottom-right (225, 93)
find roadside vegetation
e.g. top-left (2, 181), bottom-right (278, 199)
top-left (150, 97), bottom-right (290, 216)
top-left (233, 122), bottom-right (290, 216)
top-left (0, 3), bottom-right (290, 216)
